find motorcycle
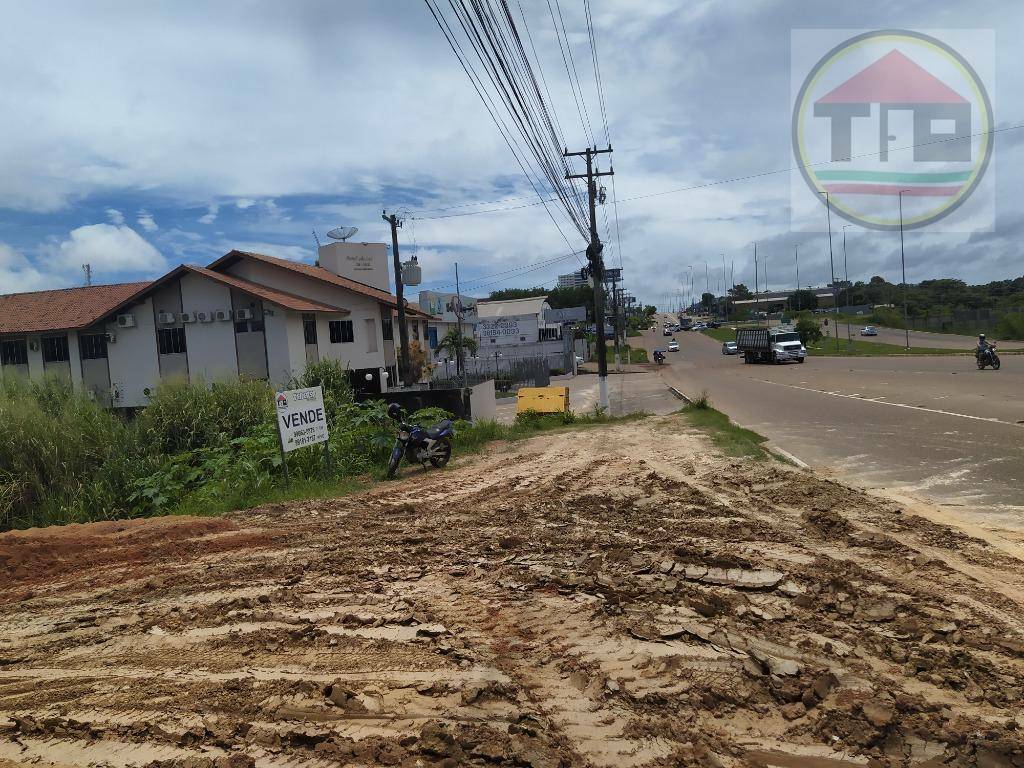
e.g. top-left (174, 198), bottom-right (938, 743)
top-left (653, 350), bottom-right (666, 365)
top-left (385, 403), bottom-right (455, 478)
top-left (976, 343), bottom-right (1001, 370)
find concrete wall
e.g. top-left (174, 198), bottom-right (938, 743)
top-left (469, 379), bottom-right (496, 422)
top-left (105, 297), bottom-right (161, 408)
top-left (262, 310), bottom-right (307, 387)
top-left (180, 272), bottom-right (238, 384)
top-left (317, 242), bottom-right (390, 292)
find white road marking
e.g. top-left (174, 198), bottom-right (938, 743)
top-left (761, 380), bottom-right (1023, 428)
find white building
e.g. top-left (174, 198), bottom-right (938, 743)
top-left (557, 271), bottom-right (590, 289)
top-left (0, 244), bottom-right (433, 407)
top-left (417, 290), bottom-right (478, 359)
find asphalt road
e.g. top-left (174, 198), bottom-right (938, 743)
top-left (645, 319), bottom-right (1024, 534)
top-left (818, 320), bottom-right (1024, 350)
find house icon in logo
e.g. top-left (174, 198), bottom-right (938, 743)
top-left (815, 49), bottom-right (970, 168)
top-left (276, 393), bottom-right (288, 410)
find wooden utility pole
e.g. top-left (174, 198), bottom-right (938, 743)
top-left (383, 211), bottom-right (412, 386)
top-left (565, 145), bottom-right (614, 410)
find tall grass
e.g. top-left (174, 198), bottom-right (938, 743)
top-left (1, 362), bottom-right (644, 531)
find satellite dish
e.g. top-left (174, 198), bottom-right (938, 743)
top-left (326, 226), bottom-right (359, 242)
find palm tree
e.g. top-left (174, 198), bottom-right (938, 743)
top-left (436, 328), bottom-right (478, 373)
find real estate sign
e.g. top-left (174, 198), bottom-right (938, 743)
top-left (275, 386), bottom-right (329, 452)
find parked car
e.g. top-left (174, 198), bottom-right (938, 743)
top-left (691, 322), bottom-right (706, 331)
top-left (668, 339), bottom-right (679, 352)
top-left (707, 321), bottom-right (721, 329)
top-left (722, 341), bottom-right (738, 355)
top-left (860, 326), bottom-right (878, 336)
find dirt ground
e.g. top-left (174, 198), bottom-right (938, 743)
top-left (2, 413), bottom-right (1023, 768)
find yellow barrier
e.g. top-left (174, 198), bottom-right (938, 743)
top-left (516, 386), bottom-right (570, 414)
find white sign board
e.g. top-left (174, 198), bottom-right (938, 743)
top-left (476, 314), bottom-right (539, 346)
top-left (275, 386), bottom-right (329, 452)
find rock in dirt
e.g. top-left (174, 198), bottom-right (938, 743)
top-left (861, 698), bottom-right (895, 727)
top-left (856, 600), bottom-right (896, 622)
top-left (780, 702), bottom-right (806, 721)
top-left (682, 565), bottom-right (784, 590)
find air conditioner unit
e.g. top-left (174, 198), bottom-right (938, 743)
top-left (196, 311), bottom-right (211, 323)
top-left (116, 313), bottom-right (136, 328)
top-left (214, 309), bottom-right (232, 322)
top-left (157, 312), bottom-right (177, 325)
top-left (234, 308), bottom-right (253, 321)
top-left (180, 311), bottom-right (197, 323)
top-left (106, 332), bottom-right (117, 344)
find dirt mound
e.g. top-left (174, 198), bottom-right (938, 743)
top-left (1, 413), bottom-right (1022, 767)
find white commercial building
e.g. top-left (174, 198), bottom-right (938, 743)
top-left (556, 271), bottom-right (590, 289)
top-left (0, 243), bottom-right (433, 407)
top-left (417, 290), bottom-right (478, 359)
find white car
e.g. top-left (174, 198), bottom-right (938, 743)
top-left (722, 341), bottom-right (738, 355)
top-left (668, 340), bottom-right (679, 352)
top-left (860, 326), bottom-right (878, 336)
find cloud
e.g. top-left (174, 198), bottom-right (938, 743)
top-left (0, 243), bottom-right (54, 293)
top-left (234, 198), bottom-right (256, 209)
top-left (137, 209), bottom-right (158, 232)
top-left (106, 208), bottom-right (125, 225)
top-left (198, 203), bottom-right (219, 224)
top-left (56, 224), bottom-right (165, 274)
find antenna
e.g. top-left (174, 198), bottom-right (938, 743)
top-left (82, 264), bottom-right (92, 286)
top-left (326, 226), bottom-right (359, 242)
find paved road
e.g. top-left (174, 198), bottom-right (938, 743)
top-left (646, 319), bottom-right (1024, 534)
top-left (818, 321), bottom-right (1024, 350)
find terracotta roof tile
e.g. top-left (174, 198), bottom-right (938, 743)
top-left (208, 250), bottom-right (434, 318)
top-left (0, 282), bottom-right (150, 335)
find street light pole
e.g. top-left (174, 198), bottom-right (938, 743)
top-left (898, 190), bottom-right (911, 350)
top-left (841, 225), bottom-right (853, 349)
top-left (794, 245), bottom-right (800, 313)
top-left (819, 191), bottom-right (839, 351)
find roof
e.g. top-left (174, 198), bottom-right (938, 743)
top-left (0, 282), bottom-right (150, 335)
top-left (180, 266), bottom-right (344, 314)
top-left (207, 250), bottom-right (433, 318)
top-left (476, 295), bottom-right (550, 319)
top-left (817, 50), bottom-right (968, 105)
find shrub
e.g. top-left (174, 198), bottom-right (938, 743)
top-left (794, 312), bottom-right (823, 346)
top-left (995, 312), bottom-right (1024, 341)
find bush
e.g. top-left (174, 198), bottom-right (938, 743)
top-left (995, 313), bottom-right (1024, 340)
top-left (871, 306), bottom-right (904, 328)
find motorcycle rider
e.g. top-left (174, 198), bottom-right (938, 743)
top-left (976, 334), bottom-right (992, 360)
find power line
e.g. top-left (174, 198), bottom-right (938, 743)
top-left (419, 249), bottom-right (584, 292)
top-left (409, 121), bottom-right (1024, 218)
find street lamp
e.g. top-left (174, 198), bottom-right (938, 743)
top-left (818, 190), bottom-right (839, 350)
top-left (841, 225), bottom-right (853, 349)
top-left (898, 190), bottom-right (911, 350)
top-left (793, 245), bottom-right (800, 312)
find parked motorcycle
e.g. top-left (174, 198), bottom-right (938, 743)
top-left (385, 403), bottom-right (455, 478)
top-left (976, 343), bottom-right (1001, 370)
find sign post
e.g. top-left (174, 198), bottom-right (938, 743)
top-left (275, 386), bottom-right (331, 482)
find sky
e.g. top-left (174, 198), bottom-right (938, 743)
top-left (1, 0), bottom-right (1022, 310)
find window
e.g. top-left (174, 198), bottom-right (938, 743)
top-left (329, 319), bottom-right (354, 343)
top-left (157, 327), bottom-right (187, 355)
top-left (303, 314), bottom-right (317, 345)
top-left (1, 339), bottom-right (28, 366)
top-left (382, 315), bottom-right (393, 341)
top-left (41, 335), bottom-right (69, 363)
top-left (234, 321), bottom-right (249, 334)
top-left (79, 334), bottom-right (108, 360)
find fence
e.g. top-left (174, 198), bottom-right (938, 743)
top-left (432, 355), bottom-right (550, 393)
top-left (903, 307), bottom-right (1024, 338)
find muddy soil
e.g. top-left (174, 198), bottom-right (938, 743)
top-left (1, 413), bottom-right (1023, 768)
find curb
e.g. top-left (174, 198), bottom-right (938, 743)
top-left (666, 385), bottom-right (691, 404)
top-left (767, 446), bottom-right (809, 469)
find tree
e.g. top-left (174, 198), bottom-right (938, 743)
top-left (728, 284), bottom-right (753, 300)
top-left (794, 312), bottom-right (823, 346)
top-left (435, 327), bottom-right (478, 361)
top-left (788, 289), bottom-right (818, 312)
top-left (700, 292), bottom-right (714, 311)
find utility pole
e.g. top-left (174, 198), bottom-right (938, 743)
top-left (819, 191), bottom-right (839, 351)
top-left (794, 245), bottom-right (800, 312)
top-left (842, 225), bottom-right (853, 349)
top-left (898, 190), bottom-right (911, 350)
top-left (383, 210), bottom-right (412, 386)
top-left (454, 262), bottom-right (465, 383)
top-left (565, 145), bottom-right (614, 410)
top-left (753, 242), bottom-right (761, 325)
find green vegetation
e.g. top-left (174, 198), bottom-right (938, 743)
top-left (701, 327), bottom-right (736, 343)
top-left (677, 398), bottom-right (769, 460)
top-left (794, 312), bottom-right (823, 346)
top-left (0, 364), bottom-right (648, 531)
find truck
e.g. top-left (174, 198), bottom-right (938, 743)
top-left (677, 316), bottom-right (692, 331)
top-left (735, 327), bottom-right (806, 364)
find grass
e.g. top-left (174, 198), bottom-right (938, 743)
top-left (701, 327), bottom-right (965, 356)
top-left (676, 394), bottom-right (770, 460)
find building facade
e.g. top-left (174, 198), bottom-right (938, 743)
top-left (0, 244), bottom-right (433, 407)
top-left (556, 271), bottom-right (590, 289)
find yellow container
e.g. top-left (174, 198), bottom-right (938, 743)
top-left (517, 386), bottom-right (570, 414)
